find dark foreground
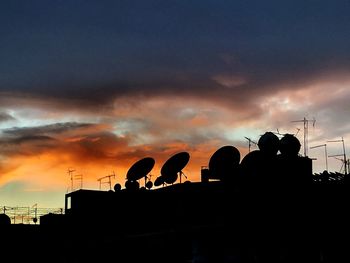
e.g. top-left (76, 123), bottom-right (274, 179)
top-left (1, 181), bottom-right (350, 263)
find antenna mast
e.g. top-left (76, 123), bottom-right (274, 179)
top-left (327, 137), bottom-right (348, 175)
top-left (97, 172), bottom-right (116, 190)
top-left (67, 168), bottom-right (75, 192)
top-left (244, 137), bottom-right (257, 153)
top-left (291, 117), bottom-right (316, 156)
top-left (74, 174), bottom-right (83, 190)
top-left (310, 144), bottom-right (328, 172)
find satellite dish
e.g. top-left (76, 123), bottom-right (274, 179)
top-left (208, 145), bottom-right (240, 181)
top-left (114, 183), bottom-right (122, 191)
top-left (258, 132), bottom-right (279, 156)
top-left (126, 157), bottom-right (155, 181)
top-left (160, 152), bottom-right (190, 184)
top-left (164, 172), bottom-right (178, 185)
top-left (279, 134), bottom-right (301, 157)
top-left (0, 214), bottom-right (11, 226)
top-left (240, 150), bottom-right (264, 171)
top-left (145, 181), bottom-right (153, 190)
top-left (154, 176), bottom-right (165, 187)
top-left (125, 180), bottom-right (140, 191)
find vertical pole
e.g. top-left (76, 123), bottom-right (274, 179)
top-left (342, 137), bottom-right (347, 175)
top-left (304, 117), bottom-right (308, 157)
top-left (325, 145), bottom-right (328, 172)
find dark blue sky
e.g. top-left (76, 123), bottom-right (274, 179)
top-left (1, 0), bottom-right (350, 105)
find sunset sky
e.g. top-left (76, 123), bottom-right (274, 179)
top-left (1, 1), bottom-right (350, 208)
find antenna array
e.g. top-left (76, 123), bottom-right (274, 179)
top-left (291, 117), bottom-right (316, 156)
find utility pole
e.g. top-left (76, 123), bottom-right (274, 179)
top-left (291, 117), bottom-right (316, 157)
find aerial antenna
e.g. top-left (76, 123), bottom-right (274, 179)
top-left (274, 128), bottom-right (299, 137)
top-left (327, 137), bottom-right (348, 175)
top-left (32, 203), bottom-right (38, 224)
top-left (244, 137), bottom-right (257, 153)
top-left (74, 174), bottom-right (83, 190)
top-left (291, 117), bottom-right (316, 156)
top-left (97, 171), bottom-right (116, 190)
top-left (328, 155), bottom-right (349, 174)
top-left (67, 168), bottom-right (75, 192)
top-left (310, 144), bottom-right (328, 172)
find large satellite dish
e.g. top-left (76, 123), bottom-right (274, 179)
top-left (160, 152), bottom-right (190, 184)
top-left (126, 157), bottom-right (155, 181)
top-left (208, 145), bottom-right (240, 181)
top-left (240, 150), bottom-right (264, 173)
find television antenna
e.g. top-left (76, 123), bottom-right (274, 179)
top-left (291, 117), bottom-right (316, 156)
top-left (74, 174), bottom-right (83, 190)
top-left (67, 168), bottom-right (75, 192)
top-left (244, 137), bottom-right (257, 153)
top-left (98, 171), bottom-right (116, 190)
top-left (67, 168), bottom-right (83, 191)
top-left (274, 128), bottom-right (300, 137)
top-left (310, 144), bottom-right (328, 172)
top-left (327, 137), bottom-right (348, 175)
top-left (328, 155), bottom-right (349, 174)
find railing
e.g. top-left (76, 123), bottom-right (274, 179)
top-left (1, 206), bottom-right (64, 225)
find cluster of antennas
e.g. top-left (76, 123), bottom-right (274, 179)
top-left (113, 132), bottom-right (305, 191)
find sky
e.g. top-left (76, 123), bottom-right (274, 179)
top-left (1, 0), bottom-right (350, 208)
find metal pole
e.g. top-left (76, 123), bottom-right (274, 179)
top-left (325, 145), bottom-right (328, 172)
top-left (310, 144), bottom-right (328, 172)
top-left (342, 137), bottom-right (347, 175)
top-left (304, 117), bottom-right (307, 157)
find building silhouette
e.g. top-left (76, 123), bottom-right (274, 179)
top-left (1, 133), bottom-right (350, 262)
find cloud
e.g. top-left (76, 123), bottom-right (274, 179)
top-left (0, 1), bottom-right (350, 116)
top-left (0, 112), bottom-right (15, 122)
top-left (2, 122), bottom-right (98, 137)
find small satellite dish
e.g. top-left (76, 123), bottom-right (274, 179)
top-left (126, 157), bottom-right (155, 181)
top-left (160, 152), bottom-right (190, 184)
top-left (114, 183), bottom-right (122, 191)
top-left (208, 145), bottom-right (240, 180)
top-left (125, 180), bottom-right (140, 191)
top-left (164, 172), bottom-right (178, 185)
top-left (154, 176), bottom-right (165, 187)
top-left (145, 181), bottom-right (153, 189)
top-left (0, 214), bottom-right (11, 226)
